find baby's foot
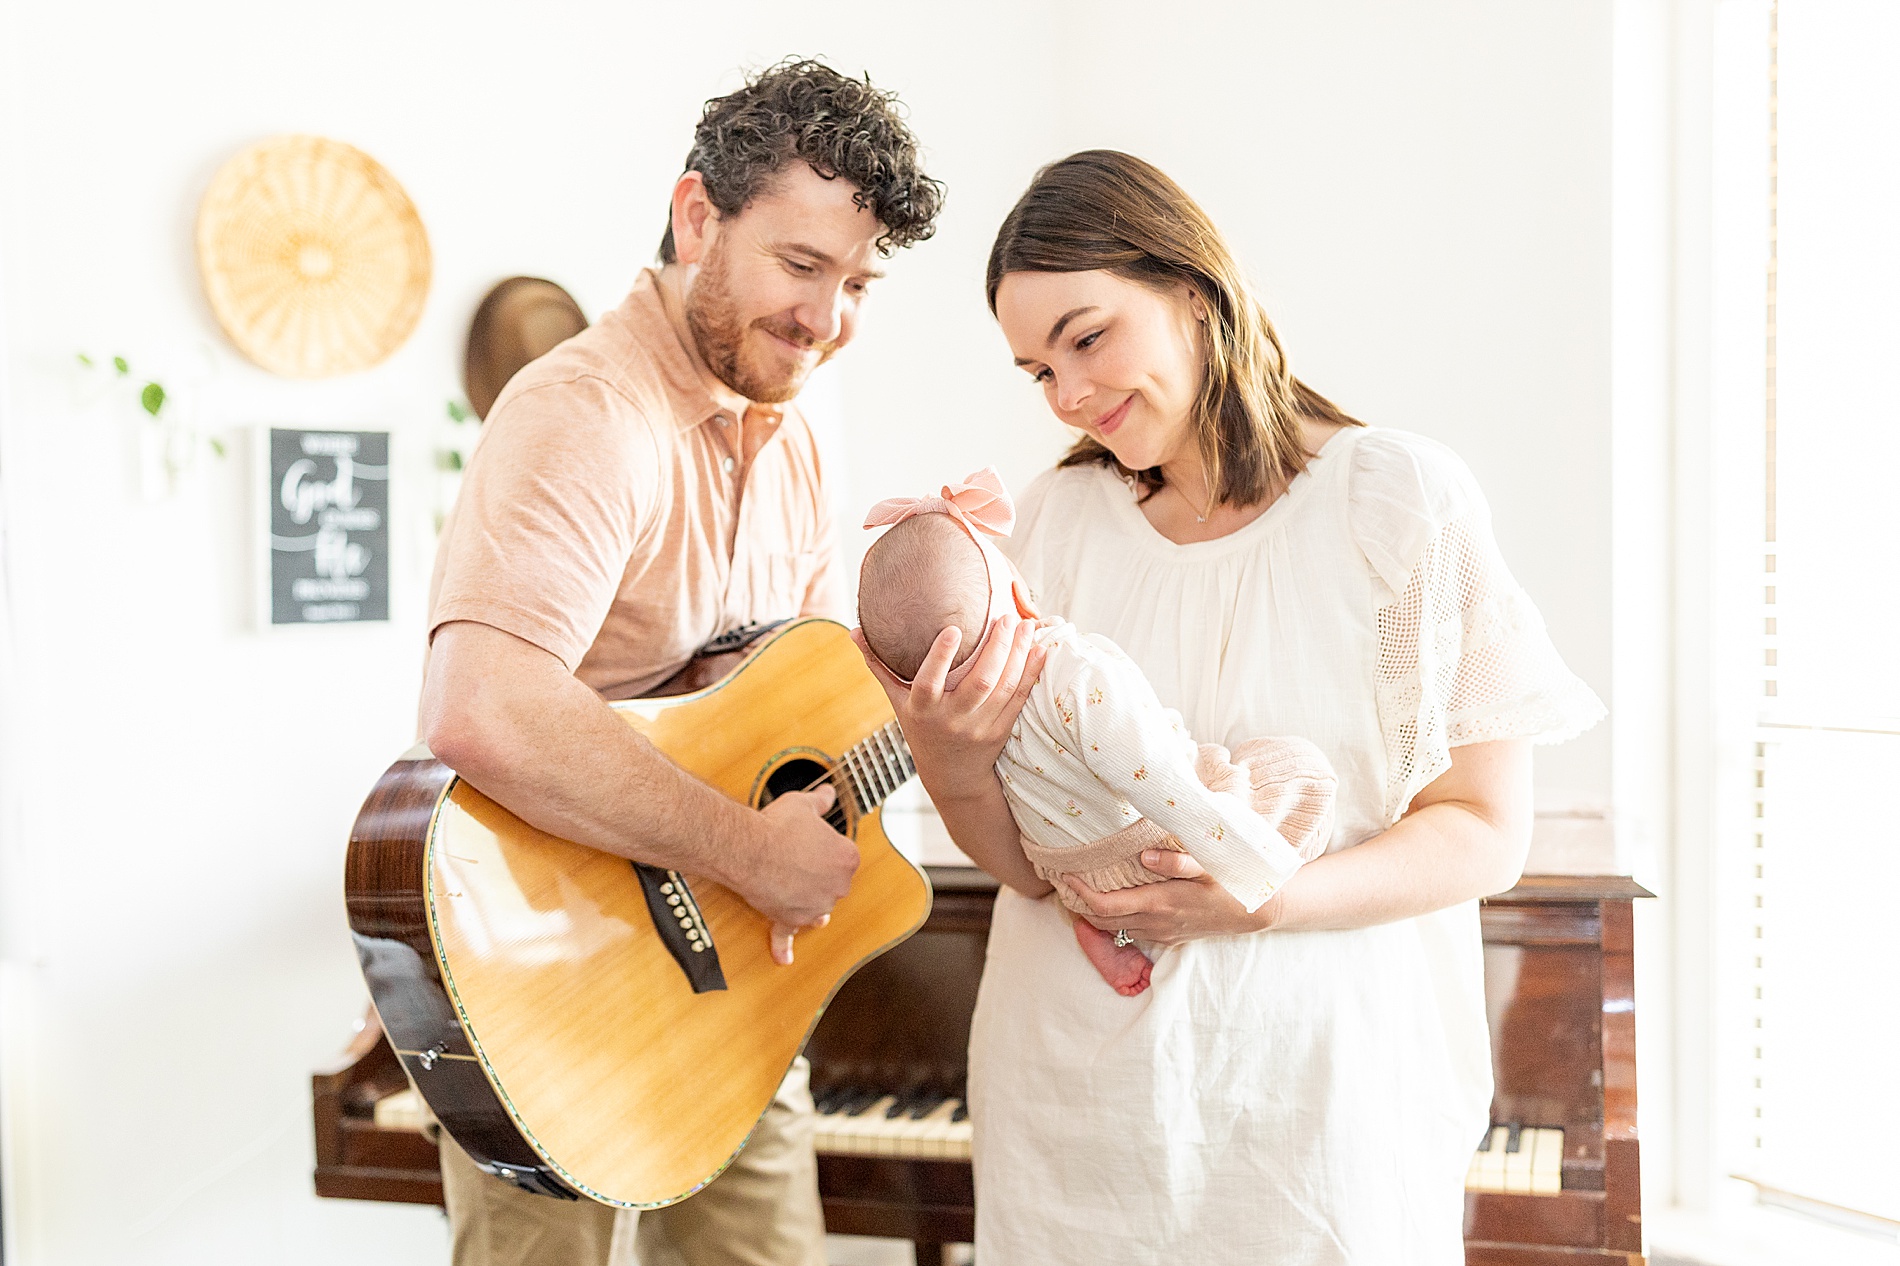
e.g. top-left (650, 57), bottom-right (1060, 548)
top-left (1072, 918), bottom-right (1153, 996)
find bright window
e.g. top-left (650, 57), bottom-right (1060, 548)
top-left (1745, 0), bottom-right (1900, 1230)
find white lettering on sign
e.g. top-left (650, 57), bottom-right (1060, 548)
top-left (312, 524), bottom-right (369, 583)
top-left (282, 456), bottom-right (361, 527)
top-left (299, 433), bottom-right (360, 457)
top-left (292, 577), bottom-right (371, 601)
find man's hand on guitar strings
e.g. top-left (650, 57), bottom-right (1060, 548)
top-left (746, 783), bottom-right (858, 965)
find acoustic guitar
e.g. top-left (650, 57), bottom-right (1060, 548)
top-left (344, 618), bottom-right (931, 1208)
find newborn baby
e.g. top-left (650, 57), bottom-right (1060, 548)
top-left (858, 469), bottom-right (1337, 996)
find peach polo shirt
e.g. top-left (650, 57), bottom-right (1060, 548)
top-left (427, 268), bottom-right (843, 700)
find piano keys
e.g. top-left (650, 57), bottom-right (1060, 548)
top-left (372, 1086), bottom-right (430, 1134)
top-left (1467, 1125), bottom-right (1565, 1196)
top-left (813, 1091), bottom-right (972, 1160)
top-left (312, 868), bottom-right (1651, 1266)
top-left (803, 865), bottom-right (991, 1258)
top-left (1464, 875), bottom-right (1653, 1264)
top-left (310, 1010), bottom-right (443, 1206)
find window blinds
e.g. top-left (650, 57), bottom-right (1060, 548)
top-left (1747, 0), bottom-right (1900, 1229)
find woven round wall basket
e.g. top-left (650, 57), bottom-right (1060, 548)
top-left (197, 135), bottom-right (432, 378)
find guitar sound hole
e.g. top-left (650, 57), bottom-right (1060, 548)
top-left (758, 758), bottom-right (851, 834)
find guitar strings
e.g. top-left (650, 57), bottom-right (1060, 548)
top-left (784, 732), bottom-right (914, 811)
top-left (792, 761), bottom-right (865, 808)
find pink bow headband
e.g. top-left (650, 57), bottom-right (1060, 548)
top-left (862, 467), bottom-right (1024, 690)
top-left (862, 466), bottom-right (1016, 539)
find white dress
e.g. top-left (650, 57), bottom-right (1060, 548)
top-left (972, 427), bottom-right (1604, 1264)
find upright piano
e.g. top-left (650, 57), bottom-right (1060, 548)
top-left (314, 869), bottom-right (1651, 1264)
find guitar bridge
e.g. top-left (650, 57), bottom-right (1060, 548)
top-left (633, 864), bottom-right (728, 993)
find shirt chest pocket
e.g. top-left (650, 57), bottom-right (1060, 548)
top-left (764, 550), bottom-right (820, 618)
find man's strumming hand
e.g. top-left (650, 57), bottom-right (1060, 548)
top-left (732, 784), bottom-right (859, 966)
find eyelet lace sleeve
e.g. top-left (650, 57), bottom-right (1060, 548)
top-left (1352, 432), bottom-right (1606, 823)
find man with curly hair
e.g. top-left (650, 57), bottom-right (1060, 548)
top-left (419, 58), bottom-right (944, 1265)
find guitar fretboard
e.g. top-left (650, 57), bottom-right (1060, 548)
top-left (836, 721), bottom-right (915, 814)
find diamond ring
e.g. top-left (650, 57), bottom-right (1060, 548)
top-left (1113, 929), bottom-right (1134, 948)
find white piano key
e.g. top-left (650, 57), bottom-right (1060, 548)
top-left (913, 1098), bottom-right (963, 1158)
top-left (874, 1100), bottom-right (907, 1156)
top-left (889, 1098), bottom-right (949, 1153)
top-left (1469, 1126), bottom-right (1509, 1192)
top-left (940, 1109), bottom-right (973, 1161)
top-left (1529, 1127), bottom-right (1564, 1195)
top-left (832, 1094), bottom-right (896, 1155)
top-left (372, 1087), bottom-right (427, 1132)
top-left (1502, 1125), bottom-right (1534, 1194)
top-left (842, 1095), bottom-right (898, 1155)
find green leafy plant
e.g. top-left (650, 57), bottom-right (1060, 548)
top-left (433, 398), bottom-right (481, 533)
top-left (79, 351), bottom-right (227, 469)
top-left (80, 351), bottom-right (165, 415)
top-left (438, 398), bottom-right (476, 471)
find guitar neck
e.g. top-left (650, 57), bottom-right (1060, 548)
top-left (836, 721), bottom-right (915, 814)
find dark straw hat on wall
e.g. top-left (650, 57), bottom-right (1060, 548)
top-left (463, 277), bottom-right (588, 419)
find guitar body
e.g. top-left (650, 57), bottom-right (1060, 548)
top-left (345, 619), bottom-right (932, 1207)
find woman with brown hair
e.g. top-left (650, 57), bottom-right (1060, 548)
top-left (860, 150), bottom-right (1604, 1261)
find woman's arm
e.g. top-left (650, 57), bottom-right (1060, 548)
top-left (928, 774), bottom-right (1052, 898)
top-left (1061, 739), bottom-right (1532, 942)
top-left (853, 608), bottom-right (1054, 897)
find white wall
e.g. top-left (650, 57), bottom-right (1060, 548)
top-left (844, 0), bottom-right (1618, 824)
top-left (1058, 0), bottom-right (1616, 820)
top-left (0, 2), bottom-right (1616, 1262)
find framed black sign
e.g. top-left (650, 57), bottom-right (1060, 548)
top-left (267, 428), bottom-right (390, 625)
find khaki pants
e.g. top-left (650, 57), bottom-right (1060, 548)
top-left (440, 1059), bottom-right (826, 1266)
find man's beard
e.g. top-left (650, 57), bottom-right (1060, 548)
top-left (684, 241), bottom-right (835, 404)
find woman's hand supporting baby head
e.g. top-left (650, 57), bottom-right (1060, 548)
top-left (857, 514), bottom-right (995, 682)
top-left (851, 609), bottom-right (1045, 803)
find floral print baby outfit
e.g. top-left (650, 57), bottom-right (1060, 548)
top-left (998, 620), bottom-right (1336, 914)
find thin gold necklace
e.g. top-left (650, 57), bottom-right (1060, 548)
top-left (1166, 477), bottom-right (1210, 523)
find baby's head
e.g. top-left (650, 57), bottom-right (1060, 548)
top-left (858, 514), bottom-right (993, 681)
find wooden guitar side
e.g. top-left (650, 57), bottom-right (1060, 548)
top-left (345, 619), bottom-right (933, 1208)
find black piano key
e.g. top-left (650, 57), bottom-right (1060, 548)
top-left (813, 1086), bottom-right (851, 1115)
top-left (840, 1089), bottom-right (882, 1117)
top-left (907, 1094), bottom-right (948, 1120)
top-left (951, 1101), bottom-right (968, 1123)
top-left (892, 1089), bottom-right (938, 1119)
top-left (1504, 1123), bottom-right (1523, 1154)
top-left (1476, 1126), bottom-right (1494, 1152)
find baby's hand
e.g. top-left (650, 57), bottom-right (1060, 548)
top-left (1005, 566), bottom-right (1042, 621)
